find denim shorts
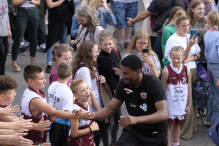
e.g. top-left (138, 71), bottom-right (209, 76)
top-left (114, 1), bottom-right (138, 28)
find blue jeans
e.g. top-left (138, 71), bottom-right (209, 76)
top-left (47, 20), bottom-right (68, 64)
top-left (114, 1), bottom-right (138, 28)
top-left (206, 62), bottom-right (219, 124)
top-left (154, 33), bottom-right (163, 67)
top-left (111, 107), bottom-right (122, 145)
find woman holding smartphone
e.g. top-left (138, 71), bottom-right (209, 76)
top-left (187, 0), bottom-right (209, 69)
top-left (165, 15), bottom-right (200, 140)
top-left (123, 29), bottom-right (160, 78)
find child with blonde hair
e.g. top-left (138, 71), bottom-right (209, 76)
top-left (97, 31), bottom-right (121, 146)
top-left (68, 78), bottom-right (99, 146)
top-left (123, 29), bottom-right (160, 78)
top-left (204, 11), bottom-right (219, 125)
top-left (162, 46), bottom-right (192, 146)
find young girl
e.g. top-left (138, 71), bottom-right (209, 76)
top-left (123, 29), bottom-right (160, 77)
top-left (162, 6), bottom-right (185, 67)
top-left (72, 40), bottom-right (108, 146)
top-left (162, 46), bottom-right (192, 146)
top-left (97, 31), bottom-right (121, 146)
top-left (68, 78), bottom-right (99, 146)
top-left (204, 11), bottom-right (219, 125)
top-left (188, 0), bottom-right (209, 69)
top-left (165, 16), bottom-right (200, 139)
top-left (49, 44), bottom-right (74, 85)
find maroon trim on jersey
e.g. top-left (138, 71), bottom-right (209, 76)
top-left (21, 112), bottom-right (48, 144)
top-left (75, 100), bottom-right (88, 111)
top-left (166, 65), bottom-right (188, 85)
top-left (28, 87), bottom-right (45, 99)
top-left (0, 105), bottom-right (7, 108)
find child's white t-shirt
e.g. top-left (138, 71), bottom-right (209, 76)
top-left (48, 81), bottom-right (74, 111)
top-left (165, 33), bottom-right (201, 69)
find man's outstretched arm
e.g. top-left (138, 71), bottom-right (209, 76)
top-left (119, 100), bottom-right (168, 128)
top-left (94, 98), bottom-right (123, 120)
top-left (127, 10), bottom-right (153, 26)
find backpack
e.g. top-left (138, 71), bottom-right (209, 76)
top-left (192, 55), bottom-right (210, 123)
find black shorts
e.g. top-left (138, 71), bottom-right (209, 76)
top-left (49, 122), bottom-right (69, 146)
top-left (116, 130), bottom-right (167, 146)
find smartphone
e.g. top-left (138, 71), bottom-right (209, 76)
top-left (142, 48), bottom-right (149, 56)
top-left (190, 29), bottom-right (197, 39)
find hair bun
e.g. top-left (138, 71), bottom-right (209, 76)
top-left (214, 25), bottom-right (219, 30)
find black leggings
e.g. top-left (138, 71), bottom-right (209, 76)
top-left (0, 36), bottom-right (9, 75)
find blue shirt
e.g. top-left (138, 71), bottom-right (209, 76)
top-left (204, 30), bottom-right (219, 63)
top-left (147, 0), bottom-right (189, 13)
top-left (71, 7), bottom-right (116, 38)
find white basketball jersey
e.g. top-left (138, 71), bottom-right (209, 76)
top-left (166, 64), bottom-right (189, 116)
top-left (68, 100), bottom-right (94, 146)
top-left (20, 87), bottom-right (48, 118)
top-left (20, 87), bottom-right (48, 143)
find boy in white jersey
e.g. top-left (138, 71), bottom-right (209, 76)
top-left (21, 65), bottom-right (95, 145)
top-left (162, 46), bottom-right (192, 146)
top-left (68, 78), bottom-right (99, 146)
top-left (48, 61), bottom-right (75, 146)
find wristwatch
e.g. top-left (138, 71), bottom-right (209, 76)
top-left (131, 20), bottom-right (135, 25)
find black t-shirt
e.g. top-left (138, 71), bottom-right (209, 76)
top-left (115, 73), bottom-right (167, 137)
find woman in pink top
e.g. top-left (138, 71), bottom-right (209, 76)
top-left (49, 44), bottom-right (74, 85)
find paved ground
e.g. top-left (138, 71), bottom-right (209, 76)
top-left (5, 0), bottom-right (215, 146)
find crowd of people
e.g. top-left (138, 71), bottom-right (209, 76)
top-left (1, 0), bottom-right (219, 146)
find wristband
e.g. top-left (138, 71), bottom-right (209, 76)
top-left (88, 126), bottom-right (93, 133)
top-left (38, 144), bottom-right (40, 146)
top-left (131, 20), bottom-right (135, 25)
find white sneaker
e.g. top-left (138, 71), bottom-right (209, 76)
top-left (40, 44), bottom-right (46, 52)
top-left (20, 41), bottom-right (25, 46)
top-left (204, 121), bottom-right (211, 126)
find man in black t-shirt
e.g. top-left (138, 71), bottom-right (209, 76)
top-left (94, 55), bottom-right (168, 146)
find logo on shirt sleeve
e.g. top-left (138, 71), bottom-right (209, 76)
top-left (140, 92), bottom-right (147, 99)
